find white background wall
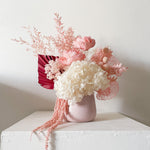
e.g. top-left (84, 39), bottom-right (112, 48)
top-left (0, 0), bottom-right (150, 134)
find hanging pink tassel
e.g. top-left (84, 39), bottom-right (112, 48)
top-left (33, 98), bottom-right (68, 150)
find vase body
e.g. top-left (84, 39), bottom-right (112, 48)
top-left (65, 94), bottom-right (96, 122)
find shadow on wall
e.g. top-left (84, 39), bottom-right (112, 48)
top-left (119, 62), bottom-right (150, 126)
top-left (0, 83), bottom-right (54, 133)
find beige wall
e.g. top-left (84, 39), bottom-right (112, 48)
top-left (0, 0), bottom-right (150, 133)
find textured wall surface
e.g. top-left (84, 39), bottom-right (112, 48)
top-left (0, 0), bottom-right (150, 133)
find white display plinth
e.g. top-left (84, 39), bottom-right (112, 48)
top-left (1, 111), bottom-right (150, 150)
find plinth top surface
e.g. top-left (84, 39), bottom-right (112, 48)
top-left (3, 111), bottom-right (150, 132)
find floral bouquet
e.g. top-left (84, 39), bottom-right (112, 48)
top-left (13, 13), bottom-right (127, 150)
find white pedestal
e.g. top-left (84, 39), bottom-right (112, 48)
top-left (1, 111), bottom-right (150, 150)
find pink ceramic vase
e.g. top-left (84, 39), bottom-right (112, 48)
top-left (65, 94), bottom-right (96, 122)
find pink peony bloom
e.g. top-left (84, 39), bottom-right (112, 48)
top-left (73, 36), bottom-right (95, 51)
top-left (59, 49), bottom-right (86, 66)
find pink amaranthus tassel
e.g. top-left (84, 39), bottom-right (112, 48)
top-left (33, 98), bottom-right (68, 150)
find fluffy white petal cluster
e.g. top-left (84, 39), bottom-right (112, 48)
top-left (54, 61), bottom-right (110, 105)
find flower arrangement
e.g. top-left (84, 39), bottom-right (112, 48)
top-left (13, 13), bottom-right (127, 150)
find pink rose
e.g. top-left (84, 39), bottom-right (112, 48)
top-left (59, 49), bottom-right (85, 66)
top-left (73, 36), bottom-right (95, 51)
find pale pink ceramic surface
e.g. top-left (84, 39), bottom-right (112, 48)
top-left (65, 95), bottom-right (96, 122)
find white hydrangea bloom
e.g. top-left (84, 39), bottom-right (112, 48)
top-left (54, 60), bottom-right (110, 105)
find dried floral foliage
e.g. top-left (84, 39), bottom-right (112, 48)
top-left (12, 13), bottom-right (76, 55)
top-left (91, 47), bottom-right (127, 99)
top-left (45, 59), bottom-right (64, 80)
top-left (12, 26), bottom-right (53, 55)
top-left (52, 13), bottom-right (75, 52)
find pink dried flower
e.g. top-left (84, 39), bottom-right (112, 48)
top-left (12, 26), bottom-right (54, 56)
top-left (96, 81), bottom-right (119, 100)
top-left (91, 47), bottom-right (112, 65)
top-left (13, 14), bottom-right (76, 55)
top-left (103, 56), bottom-right (127, 81)
top-left (58, 49), bottom-right (86, 66)
top-left (107, 63), bottom-right (127, 77)
top-left (91, 48), bottom-right (127, 82)
top-left (45, 59), bottom-right (63, 80)
top-left (73, 36), bottom-right (95, 51)
top-left (52, 13), bottom-right (76, 52)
